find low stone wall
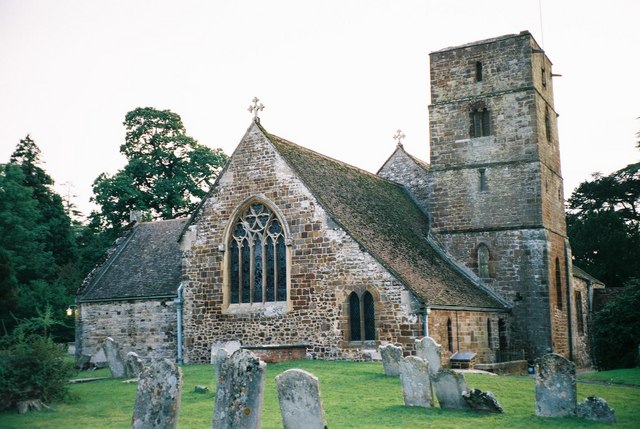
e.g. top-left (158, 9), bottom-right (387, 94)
top-left (242, 344), bottom-right (308, 363)
top-left (475, 360), bottom-right (528, 375)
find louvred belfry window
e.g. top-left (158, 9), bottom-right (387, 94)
top-left (230, 203), bottom-right (287, 304)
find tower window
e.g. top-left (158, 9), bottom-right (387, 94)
top-left (470, 107), bottom-right (491, 138)
top-left (348, 291), bottom-right (376, 342)
top-left (542, 67), bottom-right (547, 87)
top-left (555, 257), bottom-right (563, 310)
top-left (477, 244), bottom-right (490, 278)
top-left (479, 168), bottom-right (488, 192)
top-left (229, 202), bottom-right (287, 304)
top-left (475, 61), bottom-right (483, 82)
top-left (545, 106), bottom-right (552, 142)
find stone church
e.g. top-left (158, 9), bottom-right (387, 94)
top-left (76, 31), bottom-right (603, 368)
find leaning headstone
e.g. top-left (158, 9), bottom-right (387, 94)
top-left (276, 369), bottom-right (327, 429)
top-left (131, 359), bottom-right (183, 429)
top-left (432, 369), bottom-right (469, 410)
top-left (577, 396), bottom-right (616, 423)
top-left (103, 337), bottom-right (126, 378)
top-left (399, 356), bottom-right (433, 407)
top-left (415, 336), bottom-right (442, 375)
top-left (379, 344), bottom-right (403, 376)
top-left (213, 349), bottom-right (266, 429)
top-left (90, 347), bottom-right (107, 368)
top-left (535, 353), bottom-right (576, 417)
top-left (125, 351), bottom-right (145, 379)
top-left (462, 388), bottom-right (504, 413)
top-left (211, 340), bottom-right (242, 365)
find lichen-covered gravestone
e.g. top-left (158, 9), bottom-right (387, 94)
top-left (211, 340), bottom-right (242, 365)
top-left (462, 388), bottom-right (504, 413)
top-left (577, 396), bottom-right (616, 423)
top-left (103, 337), bottom-right (126, 378)
top-left (275, 369), bottom-right (327, 429)
top-left (431, 369), bottom-right (469, 410)
top-left (535, 353), bottom-right (577, 417)
top-left (125, 351), bottom-right (145, 379)
top-left (131, 359), bottom-right (183, 429)
top-left (399, 356), bottom-right (433, 407)
top-left (213, 349), bottom-right (266, 429)
top-left (415, 336), bottom-right (442, 375)
top-left (379, 344), bottom-right (403, 376)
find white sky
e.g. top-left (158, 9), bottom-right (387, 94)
top-left (1, 0), bottom-right (638, 216)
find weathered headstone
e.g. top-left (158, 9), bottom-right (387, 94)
top-left (125, 351), bottom-right (145, 379)
top-left (462, 388), bottom-right (504, 413)
top-left (275, 369), bottom-right (327, 429)
top-left (90, 347), bottom-right (107, 368)
top-left (103, 337), bottom-right (126, 378)
top-left (213, 349), bottom-right (266, 429)
top-left (399, 356), bottom-right (433, 407)
top-left (415, 336), bottom-right (442, 375)
top-left (432, 369), bottom-right (469, 410)
top-left (379, 344), bottom-right (403, 376)
top-left (211, 340), bottom-right (242, 365)
top-left (131, 359), bottom-right (183, 429)
top-left (535, 353), bottom-right (576, 417)
top-left (577, 396), bottom-right (616, 423)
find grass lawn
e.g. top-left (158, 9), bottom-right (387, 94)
top-left (1, 362), bottom-right (639, 428)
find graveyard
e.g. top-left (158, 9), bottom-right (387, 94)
top-left (1, 358), bottom-right (639, 428)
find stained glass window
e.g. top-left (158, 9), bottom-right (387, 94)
top-left (229, 203), bottom-right (287, 304)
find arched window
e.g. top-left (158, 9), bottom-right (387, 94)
top-left (477, 244), bottom-right (490, 278)
top-left (555, 257), bottom-right (562, 310)
top-left (348, 290), bottom-right (376, 342)
top-left (545, 106), bottom-right (552, 142)
top-left (447, 318), bottom-right (454, 352)
top-left (470, 102), bottom-right (490, 137)
top-left (229, 203), bottom-right (287, 304)
top-left (487, 319), bottom-right (493, 349)
top-left (475, 61), bottom-right (483, 82)
top-left (498, 318), bottom-right (508, 353)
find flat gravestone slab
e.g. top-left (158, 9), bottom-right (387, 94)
top-left (432, 369), bottom-right (469, 410)
top-left (104, 337), bottom-right (126, 378)
top-left (415, 336), bottom-right (442, 375)
top-left (276, 369), bottom-right (327, 429)
top-left (399, 356), bottom-right (433, 408)
top-left (213, 349), bottom-right (266, 429)
top-left (131, 359), bottom-right (183, 429)
top-left (379, 344), bottom-right (403, 376)
top-left (535, 353), bottom-right (576, 418)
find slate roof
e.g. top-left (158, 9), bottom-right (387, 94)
top-left (265, 129), bottom-right (507, 310)
top-left (572, 265), bottom-right (605, 286)
top-left (78, 218), bottom-right (187, 302)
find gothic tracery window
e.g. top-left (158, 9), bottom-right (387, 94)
top-left (348, 291), bottom-right (376, 342)
top-left (470, 102), bottom-right (491, 138)
top-left (229, 203), bottom-right (287, 304)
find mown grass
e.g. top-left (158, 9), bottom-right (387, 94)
top-left (1, 361), bottom-right (639, 428)
top-left (578, 368), bottom-right (640, 386)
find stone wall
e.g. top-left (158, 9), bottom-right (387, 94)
top-left (181, 124), bottom-right (424, 363)
top-left (377, 147), bottom-right (431, 216)
top-left (78, 298), bottom-right (177, 363)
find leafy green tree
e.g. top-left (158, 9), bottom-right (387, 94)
top-left (567, 161), bottom-right (640, 287)
top-left (90, 107), bottom-right (228, 233)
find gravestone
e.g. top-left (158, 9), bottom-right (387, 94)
top-left (125, 351), bottom-right (145, 379)
top-left (213, 349), bottom-right (266, 429)
top-left (275, 369), bottom-right (327, 429)
top-left (431, 369), bottom-right (469, 410)
top-left (462, 388), bottom-right (504, 413)
top-left (103, 337), bottom-right (126, 378)
top-left (211, 340), bottom-right (242, 365)
top-left (131, 359), bottom-right (183, 429)
top-left (415, 336), bottom-right (442, 375)
top-left (90, 347), bottom-right (107, 368)
top-left (577, 397), bottom-right (616, 423)
top-left (535, 353), bottom-right (577, 417)
top-left (399, 356), bottom-right (433, 407)
top-left (379, 344), bottom-right (403, 376)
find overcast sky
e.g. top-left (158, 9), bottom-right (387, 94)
top-left (1, 0), bottom-right (638, 216)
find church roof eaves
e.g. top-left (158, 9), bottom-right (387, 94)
top-left (572, 265), bottom-right (605, 286)
top-left (265, 130), bottom-right (506, 310)
top-left (78, 218), bottom-right (187, 302)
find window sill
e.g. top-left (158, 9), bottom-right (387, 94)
top-left (224, 301), bottom-right (288, 317)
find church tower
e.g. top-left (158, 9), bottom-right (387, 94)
top-left (427, 31), bottom-right (573, 359)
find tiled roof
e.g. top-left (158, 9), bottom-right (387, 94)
top-left (572, 265), bottom-right (605, 286)
top-left (78, 218), bottom-right (187, 302)
top-left (266, 130), bottom-right (506, 310)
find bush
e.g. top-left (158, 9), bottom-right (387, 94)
top-left (0, 311), bottom-right (75, 411)
top-left (592, 279), bottom-right (640, 369)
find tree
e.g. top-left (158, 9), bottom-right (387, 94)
top-left (90, 107), bottom-right (228, 233)
top-left (567, 160), bottom-right (640, 287)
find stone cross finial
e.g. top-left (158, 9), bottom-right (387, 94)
top-left (393, 129), bottom-right (406, 147)
top-left (248, 97), bottom-right (265, 123)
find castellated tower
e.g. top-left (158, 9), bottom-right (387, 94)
top-left (427, 31), bottom-right (573, 360)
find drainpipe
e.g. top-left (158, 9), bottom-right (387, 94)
top-left (176, 284), bottom-right (184, 365)
top-left (421, 304), bottom-right (430, 337)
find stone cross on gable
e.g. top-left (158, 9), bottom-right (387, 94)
top-left (248, 97), bottom-right (265, 123)
top-left (393, 129), bottom-right (406, 147)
